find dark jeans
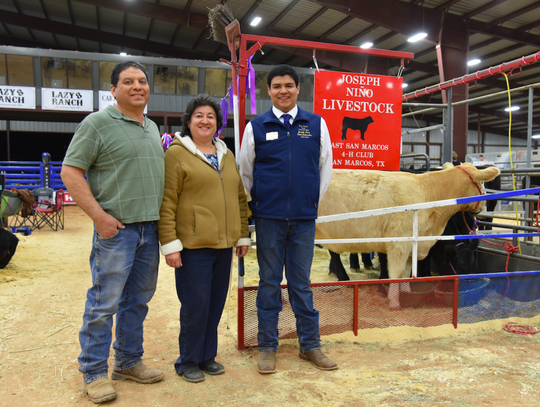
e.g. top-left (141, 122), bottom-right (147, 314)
top-left (174, 247), bottom-right (232, 375)
top-left (254, 217), bottom-right (320, 353)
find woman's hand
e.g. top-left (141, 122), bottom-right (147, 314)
top-left (165, 252), bottom-right (182, 268)
top-left (236, 245), bottom-right (249, 258)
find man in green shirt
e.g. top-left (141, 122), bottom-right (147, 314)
top-left (62, 61), bottom-right (165, 404)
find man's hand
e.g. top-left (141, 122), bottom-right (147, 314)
top-left (94, 211), bottom-right (125, 238)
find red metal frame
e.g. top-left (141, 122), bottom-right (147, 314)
top-left (403, 51), bottom-right (540, 101)
top-left (234, 34), bottom-right (414, 147)
top-left (238, 275), bottom-right (459, 350)
top-left (230, 39), bottom-right (540, 350)
top-left (232, 36), bottom-right (413, 350)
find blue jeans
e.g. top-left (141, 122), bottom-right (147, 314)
top-left (78, 222), bottom-right (159, 383)
top-left (174, 248), bottom-right (232, 375)
top-left (254, 217), bottom-right (320, 353)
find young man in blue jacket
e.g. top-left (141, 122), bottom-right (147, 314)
top-left (239, 64), bottom-right (336, 374)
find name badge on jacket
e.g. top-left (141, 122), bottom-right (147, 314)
top-left (266, 132), bottom-right (278, 141)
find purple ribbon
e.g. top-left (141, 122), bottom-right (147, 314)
top-left (247, 56), bottom-right (257, 114)
top-left (161, 133), bottom-right (173, 151)
top-left (217, 56), bottom-right (258, 136)
top-left (220, 97), bottom-right (229, 128)
top-left (449, 262), bottom-right (458, 275)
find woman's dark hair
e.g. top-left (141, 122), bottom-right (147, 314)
top-left (267, 64), bottom-right (300, 87)
top-left (181, 94), bottom-right (224, 137)
top-left (111, 61), bottom-right (149, 87)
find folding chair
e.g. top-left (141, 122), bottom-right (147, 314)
top-left (1, 190), bottom-right (22, 229)
top-left (33, 189), bottom-right (65, 231)
top-left (33, 187), bottom-right (55, 209)
top-left (8, 189), bottom-right (39, 232)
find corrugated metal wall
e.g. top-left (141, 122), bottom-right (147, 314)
top-left (0, 120), bottom-right (78, 133)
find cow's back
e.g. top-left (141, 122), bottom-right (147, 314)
top-left (316, 169), bottom-right (430, 253)
top-left (319, 169), bottom-right (427, 214)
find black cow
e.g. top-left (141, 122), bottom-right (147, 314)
top-left (0, 228), bottom-right (19, 269)
top-left (341, 116), bottom-right (374, 140)
top-left (328, 252), bottom-right (355, 280)
top-left (424, 211), bottom-right (478, 276)
top-left (328, 252), bottom-right (376, 280)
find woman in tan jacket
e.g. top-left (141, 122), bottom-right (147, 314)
top-left (158, 94), bottom-right (250, 383)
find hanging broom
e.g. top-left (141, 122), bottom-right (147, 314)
top-left (208, 4), bottom-right (241, 52)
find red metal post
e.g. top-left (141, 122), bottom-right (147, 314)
top-left (353, 284), bottom-right (359, 336)
top-left (237, 287), bottom-right (245, 350)
top-left (452, 277), bottom-right (459, 329)
top-left (237, 35), bottom-right (251, 149)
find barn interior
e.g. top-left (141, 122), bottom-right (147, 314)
top-left (1, 0), bottom-right (540, 344)
top-left (1, 0), bottom-right (540, 161)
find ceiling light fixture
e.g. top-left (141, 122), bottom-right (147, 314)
top-left (120, 52), bottom-right (127, 56)
top-left (505, 106), bottom-right (520, 112)
top-left (408, 6), bottom-right (428, 44)
top-left (402, 83), bottom-right (408, 88)
top-left (360, 42), bottom-right (373, 49)
top-left (250, 17), bottom-right (261, 26)
top-left (468, 59), bottom-right (481, 66)
top-left (532, 135), bottom-right (540, 139)
top-left (407, 32), bottom-right (427, 43)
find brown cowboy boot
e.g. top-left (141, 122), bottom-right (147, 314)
top-left (257, 350), bottom-right (277, 374)
top-left (111, 362), bottom-right (164, 384)
top-left (83, 378), bottom-right (117, 404)
top-left (299, 349), bottom-right (338, 371)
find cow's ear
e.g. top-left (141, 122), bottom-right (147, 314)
top-left (443, 162), bottom-right (454, 170)
top-left (473, 166), bottom-right (501, 182)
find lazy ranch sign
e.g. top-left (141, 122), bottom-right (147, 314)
top-left (0, 85), bottom-right (36, 109)
top-left (41, 88), bottom-right (93, 112)
top-left (314, 71), bottom-right (402, 171)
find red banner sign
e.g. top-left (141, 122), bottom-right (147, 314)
top-left (314, 71), bottom-right (402, 170)
top-left (62, 191), bottom-right (76, 205)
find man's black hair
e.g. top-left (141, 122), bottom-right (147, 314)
top-left (111, 61), bottom-right (149, 87)
top-left (267, 65), bottom-right (300, 87)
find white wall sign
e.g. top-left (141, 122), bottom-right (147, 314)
top-left (0, 85), bottom-right (36, 109)
top-left (98, 90), bottom-right (147, 113)
top-left (41, 88), bottom-right (93, 112)
top-left (98, 90), bottom-right (116, 110)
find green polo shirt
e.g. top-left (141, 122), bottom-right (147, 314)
top-left (63, 105), bottom-right (165, 224)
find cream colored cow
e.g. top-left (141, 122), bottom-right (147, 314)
top-left (316, 162), bottom-right (500, 309)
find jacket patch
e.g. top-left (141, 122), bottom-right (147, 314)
top-left (297, 125), bottom-right (312, 139)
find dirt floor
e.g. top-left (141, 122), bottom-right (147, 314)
top-left (1, 205), bottom-right (540, 406)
